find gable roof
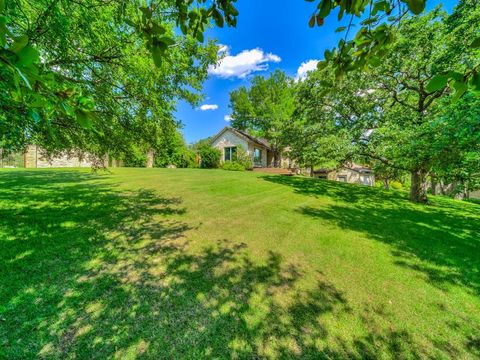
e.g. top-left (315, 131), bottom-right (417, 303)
top-left (211, 127), bottom-right (271, 150)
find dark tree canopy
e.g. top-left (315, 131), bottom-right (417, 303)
top-left (0, 0), bottom-right (239, 159)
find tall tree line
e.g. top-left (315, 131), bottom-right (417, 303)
top-left (228, 1), bottom-right (480, 203)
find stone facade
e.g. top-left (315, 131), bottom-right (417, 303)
top-left (471, 190), bottom-right (480, 199)
top-left (24, 145), bottom-right (93, 168)
top-left (211, 128), bottom-right (270, 167)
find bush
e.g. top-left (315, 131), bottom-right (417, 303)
top-left (199, 145), bottom-right (221, 168)
top-left (390, 181), bottom-right (403, 190)
top-left (235, 145), bottom-right (253, 170)
top-left (173, 147), bottom-right (197, 168)
top-left (222, 161), bottom-right (245, 171)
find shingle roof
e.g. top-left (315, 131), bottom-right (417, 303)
top-left (211, 127), bottom-right (271, 150)
top-left (232, 128), bottom-right (271, 149)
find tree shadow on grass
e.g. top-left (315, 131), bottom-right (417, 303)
top-left (262, 175), bottom-right (480, 296)
top-left (0, 171), bottom-right (470, 358)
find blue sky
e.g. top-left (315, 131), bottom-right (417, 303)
top-left (176, 0), bottom-right (457, 144)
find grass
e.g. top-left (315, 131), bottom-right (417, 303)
top-left (0, 168), bottom-right (479, 359)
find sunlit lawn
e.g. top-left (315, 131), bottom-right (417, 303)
top-left (1, 168), bottom-right (479, 359)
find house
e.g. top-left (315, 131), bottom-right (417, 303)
top-left (210, 127), bottom-right (375, 186)
top-left (312, 164), bottom-right (375, 186)
top-left (211, 127), bottom-right (277, 168)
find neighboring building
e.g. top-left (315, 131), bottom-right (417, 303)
top-left (312, 164), bottom-right (375, 186)
top-left (1, 145), bottom-right (93, 168)
top-left (211, 127), bottom-right (275, 168)
top-left (471, 190), bottom-right (480, 199)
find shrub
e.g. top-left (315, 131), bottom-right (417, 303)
top-left (199, 145), bottom-right (221, 168)
top-left (222, 161), bottom-right (245, 171)
top-left (235, 145), bottom-right (253, 170)
top-left (390, 181), bottom-right (403, 190)
top-left (173, 147), bottom-right (197, 168)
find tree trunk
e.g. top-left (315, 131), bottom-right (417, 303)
top-left (383, 178), bottom-right (390, 190)
top-left (410, 169), bottom-right (428, 203)
top-left (430, 176), bottom-right (437, 195)
top-left (273, 150), bottom-right (280, 168)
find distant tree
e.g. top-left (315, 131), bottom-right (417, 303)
top-left (229, 70), bottom-right (296, 166)
top-left (190, 137), bottom-right (213, 151)
top-left (198, 144), bottom-right (221, 169)
top-left (428, 94), bottom-right (480, 198)
top-left (154, 132), bottom-right (197, 168)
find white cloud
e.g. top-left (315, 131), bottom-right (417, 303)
top-left (224, 115), bottom-right (232, 122)
top-left (295, 59), bottom-right (319, 81)
top-left (199, 104), bottom-right (218, 111)
top-left (209, 46), bottom-right (281, 79)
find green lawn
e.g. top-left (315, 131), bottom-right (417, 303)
top-left (1, 168), bottom-right (479, 359)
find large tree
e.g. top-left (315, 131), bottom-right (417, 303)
top-left (229, 70), bottom-right (296, 166)
top-left (0, 0), bottom-right (238, 159)
top-left (294, 5), bottom-right (480, 203)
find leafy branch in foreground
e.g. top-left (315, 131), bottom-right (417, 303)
top-left (307, 0), bottom-right (480, 96)
top-left (0, 0), bottom-right (238, 158)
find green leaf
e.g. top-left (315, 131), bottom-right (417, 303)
top-left (10, 35), bottom-right (28, 53)
top-left (324, 49), bottom-right (332, 61)
top-left (195, 30), bottom-right (204, 42)
top-left (452, 80), bottom-right (468, 101)
top-left (469, 72), bottom-right (480, 91)
top-left (151, 22), bottom-right (166, 35)
top-left (158, 36), bottom-right (175, 46)
top-left (0, 15), bottom-right (7, 47)
top-left (139, 6), bottom-right (152, 20)
top-left (0, 0), bottom-right (4, 13)
top-left (29, 109), bottom-right (40, 122)
top-left (318, 0), bottom-right (332, 18)
top-left (16, 45), bottom-right (39, 66)
top-left (308, 15), bottom-right (315, 28)
top-left (335, 26), bottom-right (346, 33)
top-left (151, 46), bottom-right (164, 67)
top-left (426, 75), bottom-right (448, 92)
top-left (405, 0), bottom-right (426, 15)
top-left (61, 102), bottom-right (75, 117)
top-left (471, 37), bottom-right (480, 48)
top-left (316, 61), bottom-right (328, 70)
top-left (16, 67), bottom-right (31, 89)
top-left (212, 8), bottom-right (224, 28)
top-left (372, 1), bottom-right (387, 16)
top-left (368, 56), bottom-right (381, 67)
top-left (447, 71), bottom-right (463, 82)
top-left (75, 109), bottom-right (93, 129)
top-left (78, 96), bottom-right (95, 111)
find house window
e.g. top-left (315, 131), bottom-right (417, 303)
top-left (224, 146), bottom-right (237, 161)
top-left (360, 175), bottom-right (371, 185)
top-left (336, 175), bottom-right (347, 182)
top-left (253, 148), bottom-right (262, 165)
